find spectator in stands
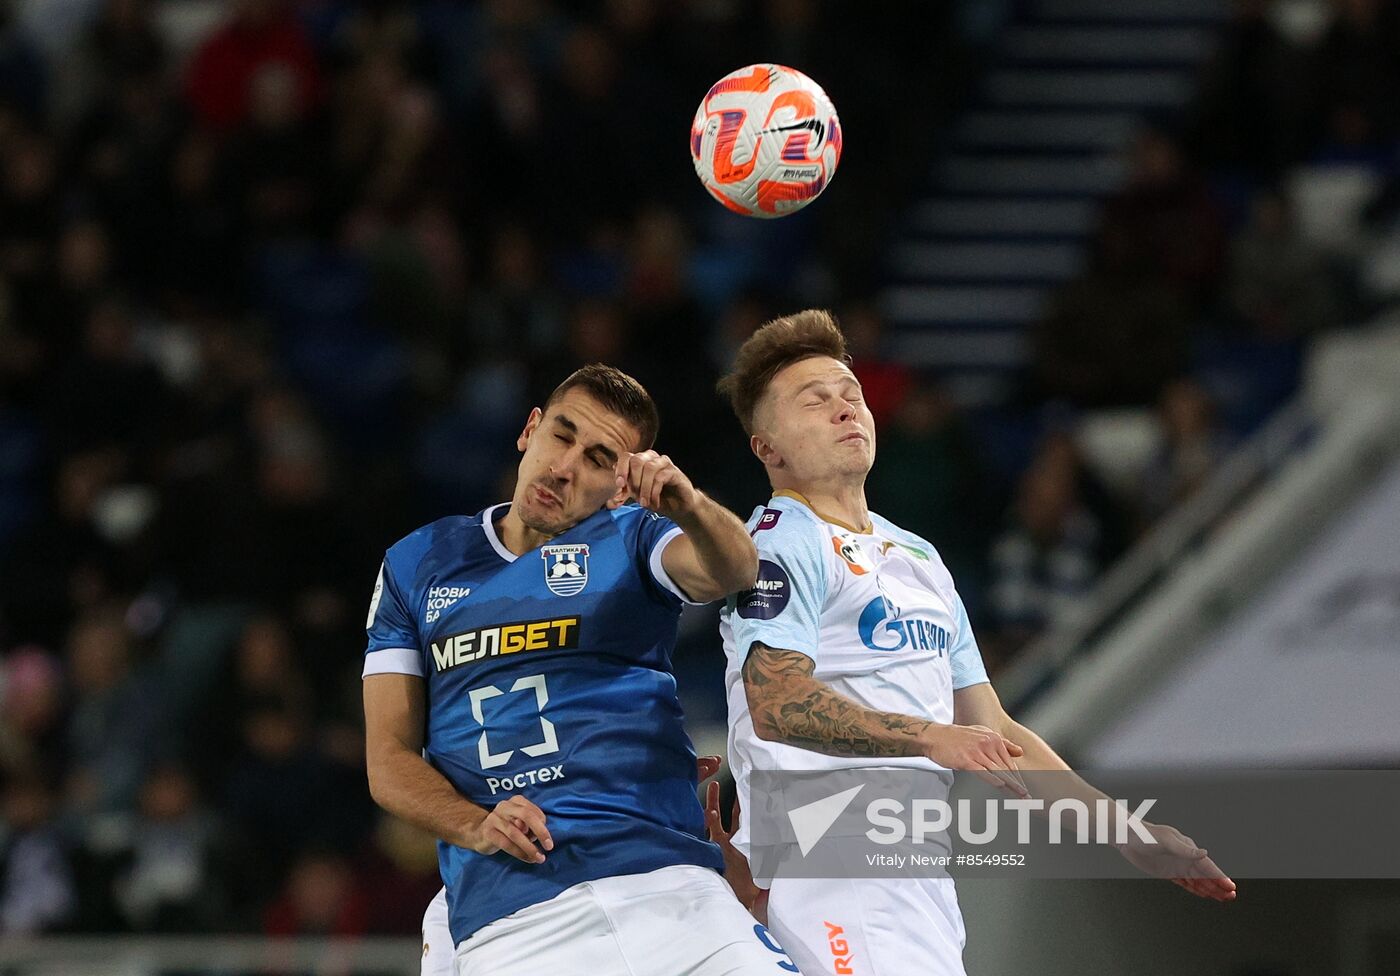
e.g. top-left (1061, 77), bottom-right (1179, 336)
top-left (0, 449), bottom-right (127, 650)
top-left (66, 63), bottom-right (184, 291)
top-left (224, 59), bottom-right (326, 241)
top-left (185, 0), bottom-right (322, 133)
top-left (44, 219), bottom-right (115, 346)
top-left (0, 3), bottom-right (44, 122)
top-left (0, 647), bottom-right (66, 781)
top-left (0, 773), bottom-right (75, 934)
top-left (223, 692), bottom-right (369, 890)
top-left (157, 130), bottom-right (245, 303)
top-left (176, 386), bottom-right (357, 616)
top-left (223, 697), bottom-right (333, 886)
top-left (468, 223), bottom-right (565, 363)
top-left (63, 607), bottom-right (161, 816)
top-left (1312, 0), bottom-right (1400, 156)
top-left (0, 128), bottom-right (59, 333)
top-left (987, 433), bottom-right (1105, 661)
top-left (541, 25), bottom-right (637, 239)
top-left (1184, 0), bottom-right (1315, 177)
top-left (84, 0), bottom-right (164, 83)
top-left (707, 290), bottom-right (770, 376)
top-left (44, 296), bottom-right (176, 459)
top-left (109, 763), bottom-right (225, 932)
top-left (1228, 188), bottom-right (1341, 338)
top-left (622, 207), bottom-right (714, 453)
top-left (0, 256), bottom-right (38, 395)
top-left (198, 615), bottom-right (312, 773)
top-left (358, 814), bottom-right (442, 936)
top-left (867, 379), bottom-right (993, 587)
top-left (1139, 379), bottom-right (1231, 525)
top-left (1097, 128), bottom-right (1227, 310)
top-left (262, 849), bottom-right (368, 937)
top-left (1030, 219), bottom-right (1193, 408)
top-left (844, 302), bottom-right (911, 424)
top-left (355, 200), bottom-right (472, 388)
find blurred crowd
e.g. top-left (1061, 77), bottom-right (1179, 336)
top-left (0, 0), bottom-right (966, 937)
top-left (0, 0), bottom-right (1387, 939)
top-left (976, 0), bottom-right (1400, 663)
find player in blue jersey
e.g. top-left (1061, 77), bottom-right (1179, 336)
top-left (713, 311), bottom-right (1236, 976)
top-left (362, 364), bottom-right (805, 976)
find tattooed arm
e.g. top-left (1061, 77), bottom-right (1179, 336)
top-left (742, 642), bottom-right (934, 756)
top-left (741, 642), bottom-right (1027, 786)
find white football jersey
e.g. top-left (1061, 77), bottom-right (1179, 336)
top-left (719, 491), bottom-right (990, 862)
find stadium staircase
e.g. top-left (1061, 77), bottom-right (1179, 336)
top-left (882, 0), bottom-right (1230, 404)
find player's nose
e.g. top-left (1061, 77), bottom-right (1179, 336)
top-left (550, 449), bottom-right (583, 481)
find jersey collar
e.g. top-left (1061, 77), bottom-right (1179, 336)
top-left (482, 502), bottom-right (517, 562)
top-left (772, 489), bottom-right (873, 534)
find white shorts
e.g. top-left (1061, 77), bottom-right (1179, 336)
top-left (766, 875), bottom-right (966, 976)
top-left (422, 887), bottom-right (453, 976)
top-left (420, 864), bottom-right (804, 976)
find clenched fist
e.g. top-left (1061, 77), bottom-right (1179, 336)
top-left (614, 450), bottom-right (699, 517)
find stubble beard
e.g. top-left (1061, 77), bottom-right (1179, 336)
top-left (517, 495), bottom-right (573, 539)
top-left (517, 475), bottom-right (588, 538)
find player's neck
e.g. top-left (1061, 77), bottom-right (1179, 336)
top-left (496, 507), bottom-right (558, 556)
top-left (773, 482), bottom-right (872, 534)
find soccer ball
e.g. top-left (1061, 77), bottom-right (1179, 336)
top-left (690, 64), bottom-right (842, 218)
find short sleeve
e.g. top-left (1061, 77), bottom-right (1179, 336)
top-left (363, 559), bottom-right (424, 678)
top-left (727, 515), bottom-right (828, 660)
top-left (629, 507), bottom-right (706, 606)
top-left (949, 592), bottom-right (989, 690)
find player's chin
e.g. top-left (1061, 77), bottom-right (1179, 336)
top-left (834, 452), bottom-right (874, 476)
top-left (518, 503), bottom-right (573, 537)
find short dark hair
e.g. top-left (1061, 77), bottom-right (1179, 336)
top-left (716, 309), bottom-right (848, 434)
top-left (545, 364), bottom-right (659, 450)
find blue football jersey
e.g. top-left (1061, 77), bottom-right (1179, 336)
top-left (363, 502), bottom-right (723, 944)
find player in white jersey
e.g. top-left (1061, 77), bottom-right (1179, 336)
top-left (714, 310), bottom-right (1236, 976)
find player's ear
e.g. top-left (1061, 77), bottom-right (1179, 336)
top-left (517, 407), bottom-right (544, 452)
top-left (751, 433), bottom-right (782, 469)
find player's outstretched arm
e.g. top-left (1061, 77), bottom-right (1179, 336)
top-left (364, 674), bottom-right (553, 864)
top-left (742, 642), bottom-right (1027, 795)
top-left (615, 449), bottom-right (758, 602)
top-left (953, 682), bottom-right (1236, 901)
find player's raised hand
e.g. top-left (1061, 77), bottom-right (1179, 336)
top-left (614, 450), bottom-right (698, 517)
top-left (920, 723), bottom-right (1029, 798)
top-left (705, 779), bottom-right (763, 916)
top-left (1118, 821), bottom-right (1237, 902)
top-left (469, 795), bottom-right (554, 864)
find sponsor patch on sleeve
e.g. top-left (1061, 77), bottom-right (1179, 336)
top-left (752, 508), bottom-right (783, 534)
top-left (737, 559), bottom-right (792, 620)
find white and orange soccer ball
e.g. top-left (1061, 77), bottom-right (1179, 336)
top-left (690, 64), bottom-right (842, 218)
